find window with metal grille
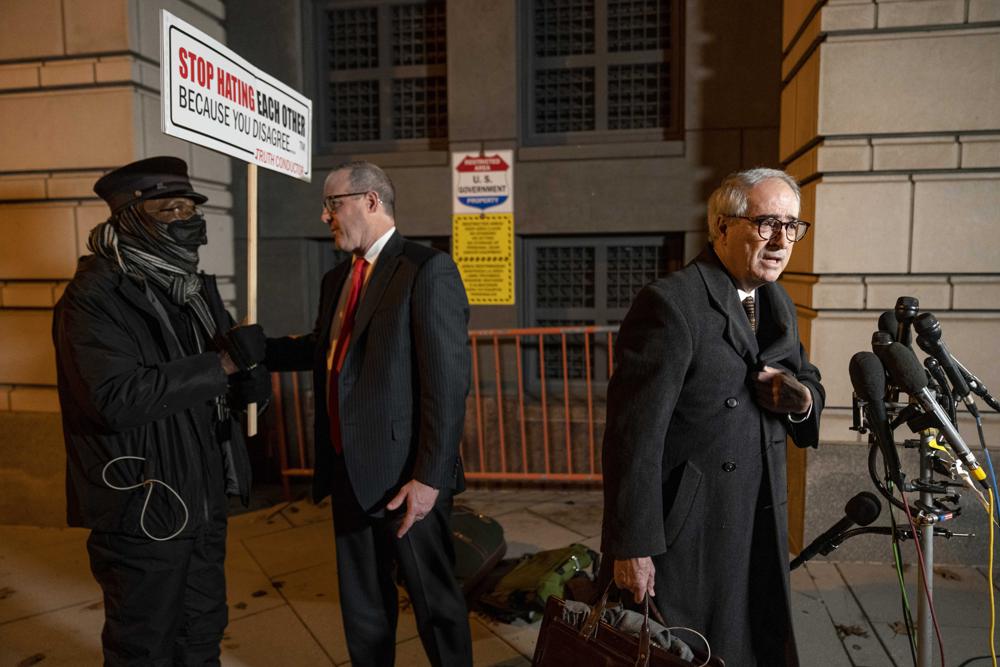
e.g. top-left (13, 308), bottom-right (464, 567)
top-left (319, 1), bottom-right (447, 151)
top-left (523, 0), bottom-right (682, 145)
top-left (536, 246), bottom-right (595, 309)
top-left (524, 234), bottom-right (684, 384)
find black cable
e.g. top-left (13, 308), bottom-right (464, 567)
top-left (956, 657), bottom-right (991, 666)
top-left (869, 441), bottom-right (907, 511)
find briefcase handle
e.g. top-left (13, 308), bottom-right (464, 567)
top-left (579, 581), bottom-right (662, 667)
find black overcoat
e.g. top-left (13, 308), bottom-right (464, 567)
top-left (601, 247), bottom-right (824, 666)
top-left (52, 255), bottom-right (251, 536)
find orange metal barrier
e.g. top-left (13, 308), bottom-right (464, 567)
top-left (268, 324), bottom-right (618, 498)
top-left (267, 371), bottom-right (314, 500)
top-left (464, 325), bottom-right (618, 483)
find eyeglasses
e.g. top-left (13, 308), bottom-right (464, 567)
top-left (146, 200), bottom-right (200, 222)
top-left (727, 215), bottom-right (812, 242)
top-left (323, 191), bottom-right (369, 213)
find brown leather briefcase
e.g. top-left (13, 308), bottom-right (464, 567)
top-left (531, 585), bottom-right (724, 667)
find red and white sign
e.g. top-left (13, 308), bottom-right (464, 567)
top-left (452, 151), bottom-right (513, 214)
top-left (160, 11), bottom-right (312, 182)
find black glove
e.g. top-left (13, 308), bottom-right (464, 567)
top-left (227, 364), bottom-right (272, 411)
top-left (222, 324), bottom-right (266, 372)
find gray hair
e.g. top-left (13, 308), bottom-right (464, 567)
top-left (330, 161), bottom-right (396, 218)
top-left (706, 168), bottom-right (800, 242)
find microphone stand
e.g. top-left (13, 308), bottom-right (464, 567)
top-left (915, 427), bottom-right (937, 667)
top-left (821, 524), bottom-right (968, 550)
top-left (899, 397), bottom-right (972, 667)
top-left (852, 388), bottom-right (971, 667)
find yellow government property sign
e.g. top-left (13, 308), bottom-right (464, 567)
top-left (452, 213), bottom-right (514, 305)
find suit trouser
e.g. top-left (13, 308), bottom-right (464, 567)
top-left (330, 454), bottom-right (472, 667)
top-left (86, 515), bottom-right (228, 667)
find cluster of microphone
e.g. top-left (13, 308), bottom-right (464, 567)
top-left (792, 297), bottom-right (998, 570)
top-left (850, 297), bottom-right (995, 492)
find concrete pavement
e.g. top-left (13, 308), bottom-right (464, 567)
top-left (1, 488), bottom-right (997, 666)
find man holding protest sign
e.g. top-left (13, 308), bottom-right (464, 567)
top-left (52, 156), bottom-right (271, 665)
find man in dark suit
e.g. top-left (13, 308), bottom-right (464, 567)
top-left (602, 168), bottom-right (825, 666)
top-left (266, 161), bottom-right (473, 666)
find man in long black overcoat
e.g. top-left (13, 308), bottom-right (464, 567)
top-left (602, 168), bottom-right (825, 666)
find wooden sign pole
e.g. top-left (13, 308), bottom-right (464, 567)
top-left (246, 163), bottom-right (258, 436)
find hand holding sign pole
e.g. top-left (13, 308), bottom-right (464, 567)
top-left (160, 10), bottom-right (312, 435)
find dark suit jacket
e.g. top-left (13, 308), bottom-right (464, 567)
top-left (601, 246), bottom-right (825, 666)
top-left (266, 231), bottom-right (470, 511)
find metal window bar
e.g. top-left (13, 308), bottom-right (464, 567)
top-left (392, 1), bottom-right (447, 66)
top-left (523, 0), bottom-right (684, 145)
top-left (320, 1), bottom-right (448, 151)
top-left (267, 323), bottom-right (619, 499)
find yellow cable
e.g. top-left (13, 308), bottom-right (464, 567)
top-left (925, 428), bottom-right (949, 455)
top-left (928, 429), bottom-right (998, 525)
top-left (990, 488), bottom-right (996, 667)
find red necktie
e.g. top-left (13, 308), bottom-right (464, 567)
top-left (328, 258), bottom-right (369, 454)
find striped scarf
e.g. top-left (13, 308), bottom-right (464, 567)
top-left (87, 205), bottom-right (218, 348)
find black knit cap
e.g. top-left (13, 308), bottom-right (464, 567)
top-left (93, 156), bottom-right (207, 214)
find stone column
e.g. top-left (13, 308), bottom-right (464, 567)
top-left (0, 0), bottom-right (235, 525)
top-left (781, 0), bottom-right (1000, 563)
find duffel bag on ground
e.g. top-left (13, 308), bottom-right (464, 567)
top-left (479, 543), bottom-right (598, 622)
top-left (451, 505), bottom-right (507, 595)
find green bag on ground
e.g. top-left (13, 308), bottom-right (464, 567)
top-left (479, 543), bottom-right (598, 623)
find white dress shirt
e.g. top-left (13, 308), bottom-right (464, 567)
top-left (326, 227), bottom-right (397, 371)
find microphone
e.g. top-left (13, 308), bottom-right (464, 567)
top-left (790, 492), bottom-right (882, 570)
top-left (923, 357), bottom-right (952, 401)
top-left (849, 352), bottom-right (903, 487)
top-left (881, 342), bottom-right (989, 489)
top-left (914, 312), bottom-right (978, 415)
top-left (871, 331), bottom-right (893, 354)
top-left (914, 313), bottom-right (1000, 416)
top-left (872, 333), bottom-right (899, 401)
top-left (871, 332), bottom-right (894, 378)
top-left (894, 296), bottom-right (919, 348)
top-left (954, 358), bottom-right (1000, 413)
top-left (877, 311), bottom-right (897, 340)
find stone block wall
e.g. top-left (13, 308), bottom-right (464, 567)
top-left (0, 0), bottom-right (234, 525)
top-left (781, 0), bottom-right (1000, 563)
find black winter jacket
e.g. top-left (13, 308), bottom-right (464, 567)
top-left (52, 255), bottom-right (251, 537)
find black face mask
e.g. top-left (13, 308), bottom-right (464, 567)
top-left (167, 214), bottom-right (208, 249)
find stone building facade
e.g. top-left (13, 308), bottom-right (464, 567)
top-left (781, 0), bottom-right (1000, 561)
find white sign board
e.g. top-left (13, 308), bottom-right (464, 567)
top-left (452, 150), bottom-right (514, 214)
top-left (160, 11), bottom-right (312, 182)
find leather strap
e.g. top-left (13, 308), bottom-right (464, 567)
top-left (578, 580), bottom-right (655, 667)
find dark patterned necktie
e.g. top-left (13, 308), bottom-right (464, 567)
top-left (328, 258), bottom-right (369, 454)
top-left (742, 295), bottom-right (757, 333)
